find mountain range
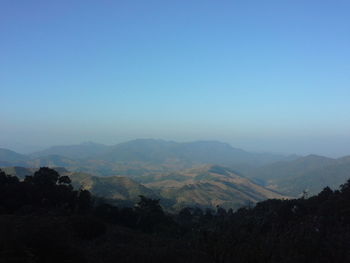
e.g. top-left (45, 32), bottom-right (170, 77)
top-left (1, 139), bottom-right (350, 208)
top-left (0, 139), bottom-right (298, 176)
top-left (137, 165), bottom-right (287, 209)
top-left (245, 154), bottom-right (350, 196)
top-left (0, 165), bottom-right (287, 210)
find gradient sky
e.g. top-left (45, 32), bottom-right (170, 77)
top-left (1, 0), bottom-right (350, 156)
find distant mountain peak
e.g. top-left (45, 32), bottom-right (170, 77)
top-left (80, 141), bottom-right (106, 146)
top-left (0, 148), bottom-right (29, 164)
top-left (304, 154), bottom-right (333, 159)
top-left (31, 142), bottom-right (109, 159)
top-left (298, 154), bottom-right (334, 162)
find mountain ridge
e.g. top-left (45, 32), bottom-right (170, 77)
top-left (0, 164), bottom-right (288, 210)
top-left (0, 139), bottom-right (299, 176)
top-left (246, 154), bottom-right (350, 196)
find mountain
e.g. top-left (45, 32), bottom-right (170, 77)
top-left (0, 139), bottom-right (293, 176)
top-left (0, 166), bottom-right (158, 207)
top-left (248, 155), bottom-right (335, 181)
top-left (0, 148), bottom-right (84, 169)
top-left (68, 172), bottom-right (159, 205)
top-left (96, 139), bottom-right (296, 170)
top-left (1, 165), bottom-right (287, 211)
top-left (0, 166), bottom-right (34, 179)
top-left (31, 142), bottom-right (109, 159)
top-left (3, 139), bottom-right (350, 200)
top-left (0, 148), bottom-right (29, 165)
top-left (27, 154), bottom-right (81, 168)
top-left (247, 154), bottom-right (350, 196)
top-left (135, 165), bottom-right (288, 210)
top-left (1, 166), bottom-right (350, 263)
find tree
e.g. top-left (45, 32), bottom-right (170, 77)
top-left (340, 178), bottom-right (350, 194)
top-left (58, 175), bottom-right (71, 185)
top-left (25, 167), bottom-right (60, 186)
top-left (77, 189), bottom-right (92, 213)
top-left (317, 186), bottom-right (333, 201)
top-left (136, 195), bottom-right (164, 215)
top-left (135, 195), bottom-right (167, 232)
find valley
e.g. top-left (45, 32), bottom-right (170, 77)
top-left (1, 139), bottom-right (349, 211)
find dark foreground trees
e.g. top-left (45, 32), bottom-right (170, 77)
top-left (0, 167), bottom-right (350, 263)
top-left (0, 167), bottom-right (92, 214)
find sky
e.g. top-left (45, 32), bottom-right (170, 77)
top-left (1, 0), bottom-right (350, 157)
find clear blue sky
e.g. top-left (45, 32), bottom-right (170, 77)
top-left (1, 0), bottom-right (350, 156)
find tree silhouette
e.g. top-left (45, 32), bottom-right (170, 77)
top-left (77, 189), bottom-right (92, 213)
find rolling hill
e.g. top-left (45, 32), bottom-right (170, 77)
top-left (96, 139), bottom-right (296, 168)
top-left (0, 165), bottom-right (288, 211)
top-left (0, 166), bottom-right (159, 207)
top-left (136, 165), bottom-right (288, 210)
top-left (0, 139), bottom-right (298, 176)
top-left (31, 142), bottom-right (109, 159)
top-left (68, 172), bottom-right (159, 204)
top-left (0, 148), bottom-right (29, 165)
top-left (246, 154), bottom-right (350, 196)
top-left (1, 140), bottom-right (349, 200)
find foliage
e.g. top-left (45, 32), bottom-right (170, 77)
top-left (1, 167), bottom-right (350, 262)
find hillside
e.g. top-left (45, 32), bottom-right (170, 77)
top-left (0, 139), bottom-right (297, 177)
top-left (2, 167), bottom-right (350, 263)
top-left (1, 165), bottom-right (287, 211)
top-left (69, 172), bottom-right (159, 205)
top-left (247, 154), bottom-right (350, 196)
top-left (2, 139), bottom-right (350, 202)
top-left (0, 148), bottom-right (29, 165)
top-left (0, 166), bottom-right (36, 179)
top-left (0, 166), bottom-right (158, 207)
top-left (137, 165), bottom-right (288, 210)
top-left (97, 139), bottom-right (296, 168)
top-left (27, 154), bottom-right (81, 168)
top-left (4, 140), bottom-right (350, 201)
top-left (31, 142), bottom-right (109, 159)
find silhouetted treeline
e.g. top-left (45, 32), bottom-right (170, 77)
top-left (0, 167), bottom-right (92, 214)
top-left (0, 167), bottom-right (350, 263)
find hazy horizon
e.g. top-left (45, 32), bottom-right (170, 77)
top-left (1, 137), bottom-right (350, 159)
top-left (1, 1), bottom-right (350, 158)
